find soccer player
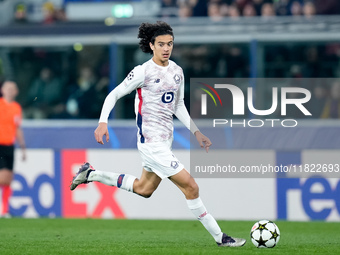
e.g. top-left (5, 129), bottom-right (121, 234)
top-left (0, 81), bottom-right (26, 217)
top-left (70, 21), bottom-right (246, 247)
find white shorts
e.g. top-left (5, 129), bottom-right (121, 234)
top-left (137, 139), bottom-right (184, 179)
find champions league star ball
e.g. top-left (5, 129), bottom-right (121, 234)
top-left (250, 220), bottom-right (280, 248)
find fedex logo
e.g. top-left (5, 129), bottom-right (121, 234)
top-left (9, 149), bottom-right (125, 218)
top-left (10, 150), bottom-right (60, 217)
top-left (62, 150), bottom-right (125, 218)
top-left (278, 177), bottom-right (340, 220)
top-left (276, 151), bottom-right (340, 220)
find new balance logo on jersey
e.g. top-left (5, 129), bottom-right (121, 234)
top-left (154, 79), bottom-right (160, 83)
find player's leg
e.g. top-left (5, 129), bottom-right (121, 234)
top-left (169, 169), bottom-right (222, 241)
top-left (70, 163), bottom-right (161, 198)
top-left (0, 169), bottom-right (13, 216)
top-left (0, 145), bottom-right (14, 217)
top-left (70, 162), bottom-right (136, 192)
top-left (132, 169), bottom-right (162, 198)
top-left (89, 166), bottom-right (161, 198)
top-left (168, 168), bottom-right (199, 199)
top-left (169, 169), bottom-right (246, 247)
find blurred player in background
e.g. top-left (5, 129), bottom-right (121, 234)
top-left (0, 81), bottom-right (26, 218)
top-left (71, 21), bottom-right (246, 247)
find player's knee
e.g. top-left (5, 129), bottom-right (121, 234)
top-left (0, 171), bottom-right (13, 186)
top-left (136, 186), bottom-right (156, 198)
top-left (186, 181), bottom-right (199, 199)
top-left (0, 180), bottom-right (11, 186)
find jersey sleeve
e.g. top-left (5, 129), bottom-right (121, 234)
top-left (99, 65), bottom-right (144, 123)
top-left (174, 72), bottom-right (199, 135)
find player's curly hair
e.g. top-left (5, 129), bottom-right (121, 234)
top-left (138, 21), bottom-right (174, 54)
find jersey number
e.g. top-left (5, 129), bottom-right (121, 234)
top-left (162, 92), bottom-right (174, 103)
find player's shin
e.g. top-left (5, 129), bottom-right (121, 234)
top-left (186, 197), bottom-right (223, 243)
top-left (88, 171), bottom-right (135, 192)
top-left (1, 185), bottom-right (12, 215)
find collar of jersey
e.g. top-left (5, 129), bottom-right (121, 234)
top-left (150, 58), bottom-right (171, 69)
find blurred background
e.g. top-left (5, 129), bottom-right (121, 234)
top-left (0, 0), bottom-right (340, 220)
top-left (0, 0), bottom-right (340, 119)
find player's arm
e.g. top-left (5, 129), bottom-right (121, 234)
top-left (174, 76), bottom-right (212, 153)
top-left (15, 108), bottom-right (26, 161)
top-left (16, 127), bottom-right (26, 161)
top-left (95, 67), bottom-right (144, 144)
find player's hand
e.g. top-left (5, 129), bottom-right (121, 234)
top-left (194, 131), bottom-right (212, 153)
top-left (94, 122), bottom-right (109, 145)
top-left (22, 149), bottom-right (26, 161)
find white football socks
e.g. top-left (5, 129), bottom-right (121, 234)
top-left (187, 197), bottom-right (223, 243)
top-left (88, 171), bottom-right (135, 193)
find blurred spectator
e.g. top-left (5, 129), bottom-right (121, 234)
top-left (261, 3), bottom-right (276, 17)
top-left (208, 2), bottom-right (223, 21)
top-left (178, 3), bottom-right (193, 20)
top-left (54, 7), bottom-right (67, 22)
top-left (13, 3), bottom-right (28, 24)
top-left (290, 1), bottom-right (303, 16)
top-left (163, 0), bottom-right (177, 8)
top-left (159, 0), bottom-right (178, 18)
top-left (308, 84), bottom-right (328, 118)
top-left (303, 1), bottom-right (316, 18)
top-left (163, 0), bottom-right (177, 7)
top-left (220, 3), bottom-right (229, 16)
top-left (314, 0), bottom-right (340, 15)
top-left (226, 46), bottom-right (248, 77)
top-left (25, 67), bottom-right (64, 119)
top-left (290, 64), bottom-right (303, 78)
top-left (163, 0), bottom-right (340, 17)
top-left (42, 1), bottom-right (56, 24)
top-left (65, 67), bottom-right (108, 119)
top-left (229, 4), bottom-right (241, 18)
top-left (234, 0), bottom-right (250, 11)
top-left (275, 0), bottom-right (290, 16)
top-left (243, 3), bottom-right (257, 16)
top-left (253, 0), bottom-right (264, 16)
top-left (184, 46), bottom-right (212, 77)
top-left (321, 81), bottom-right (340, 118)
top-left (304, 46), bottom-right (321, 77)
top-left (177, 0), bottom-right (208, 16)
top-left (191, 0), bottom-right (208, 16)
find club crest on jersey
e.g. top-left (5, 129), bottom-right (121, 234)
top-left (154, 78), bottom-right (160, 83)
top-left (127, 71), bottom-right (134, 80)
top-left (173, 74), bottom-right (180, 84)
top-left (171, 161), bottom-right (179, 169)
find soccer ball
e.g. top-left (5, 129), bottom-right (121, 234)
top-left (250, 220), bottom-right (280, 248)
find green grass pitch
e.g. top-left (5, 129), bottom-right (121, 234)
top-left (0, 218), bottom-right (339, 255)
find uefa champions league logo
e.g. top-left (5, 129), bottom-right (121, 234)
top-left (127, 71), bottom-right (134, 80)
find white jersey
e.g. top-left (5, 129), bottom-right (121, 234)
top-left (133, 59), bottom-right (183, 143)
top-left (99, 58), bottom-right (199, 144)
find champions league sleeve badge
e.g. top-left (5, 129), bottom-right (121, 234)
top-left (127, 71), bottom-right (134, 81)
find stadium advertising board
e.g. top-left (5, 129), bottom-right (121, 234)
top-left (10, 149), bottom-right (60, 217)
top-left (4, 148), bottom-right (339, 221)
